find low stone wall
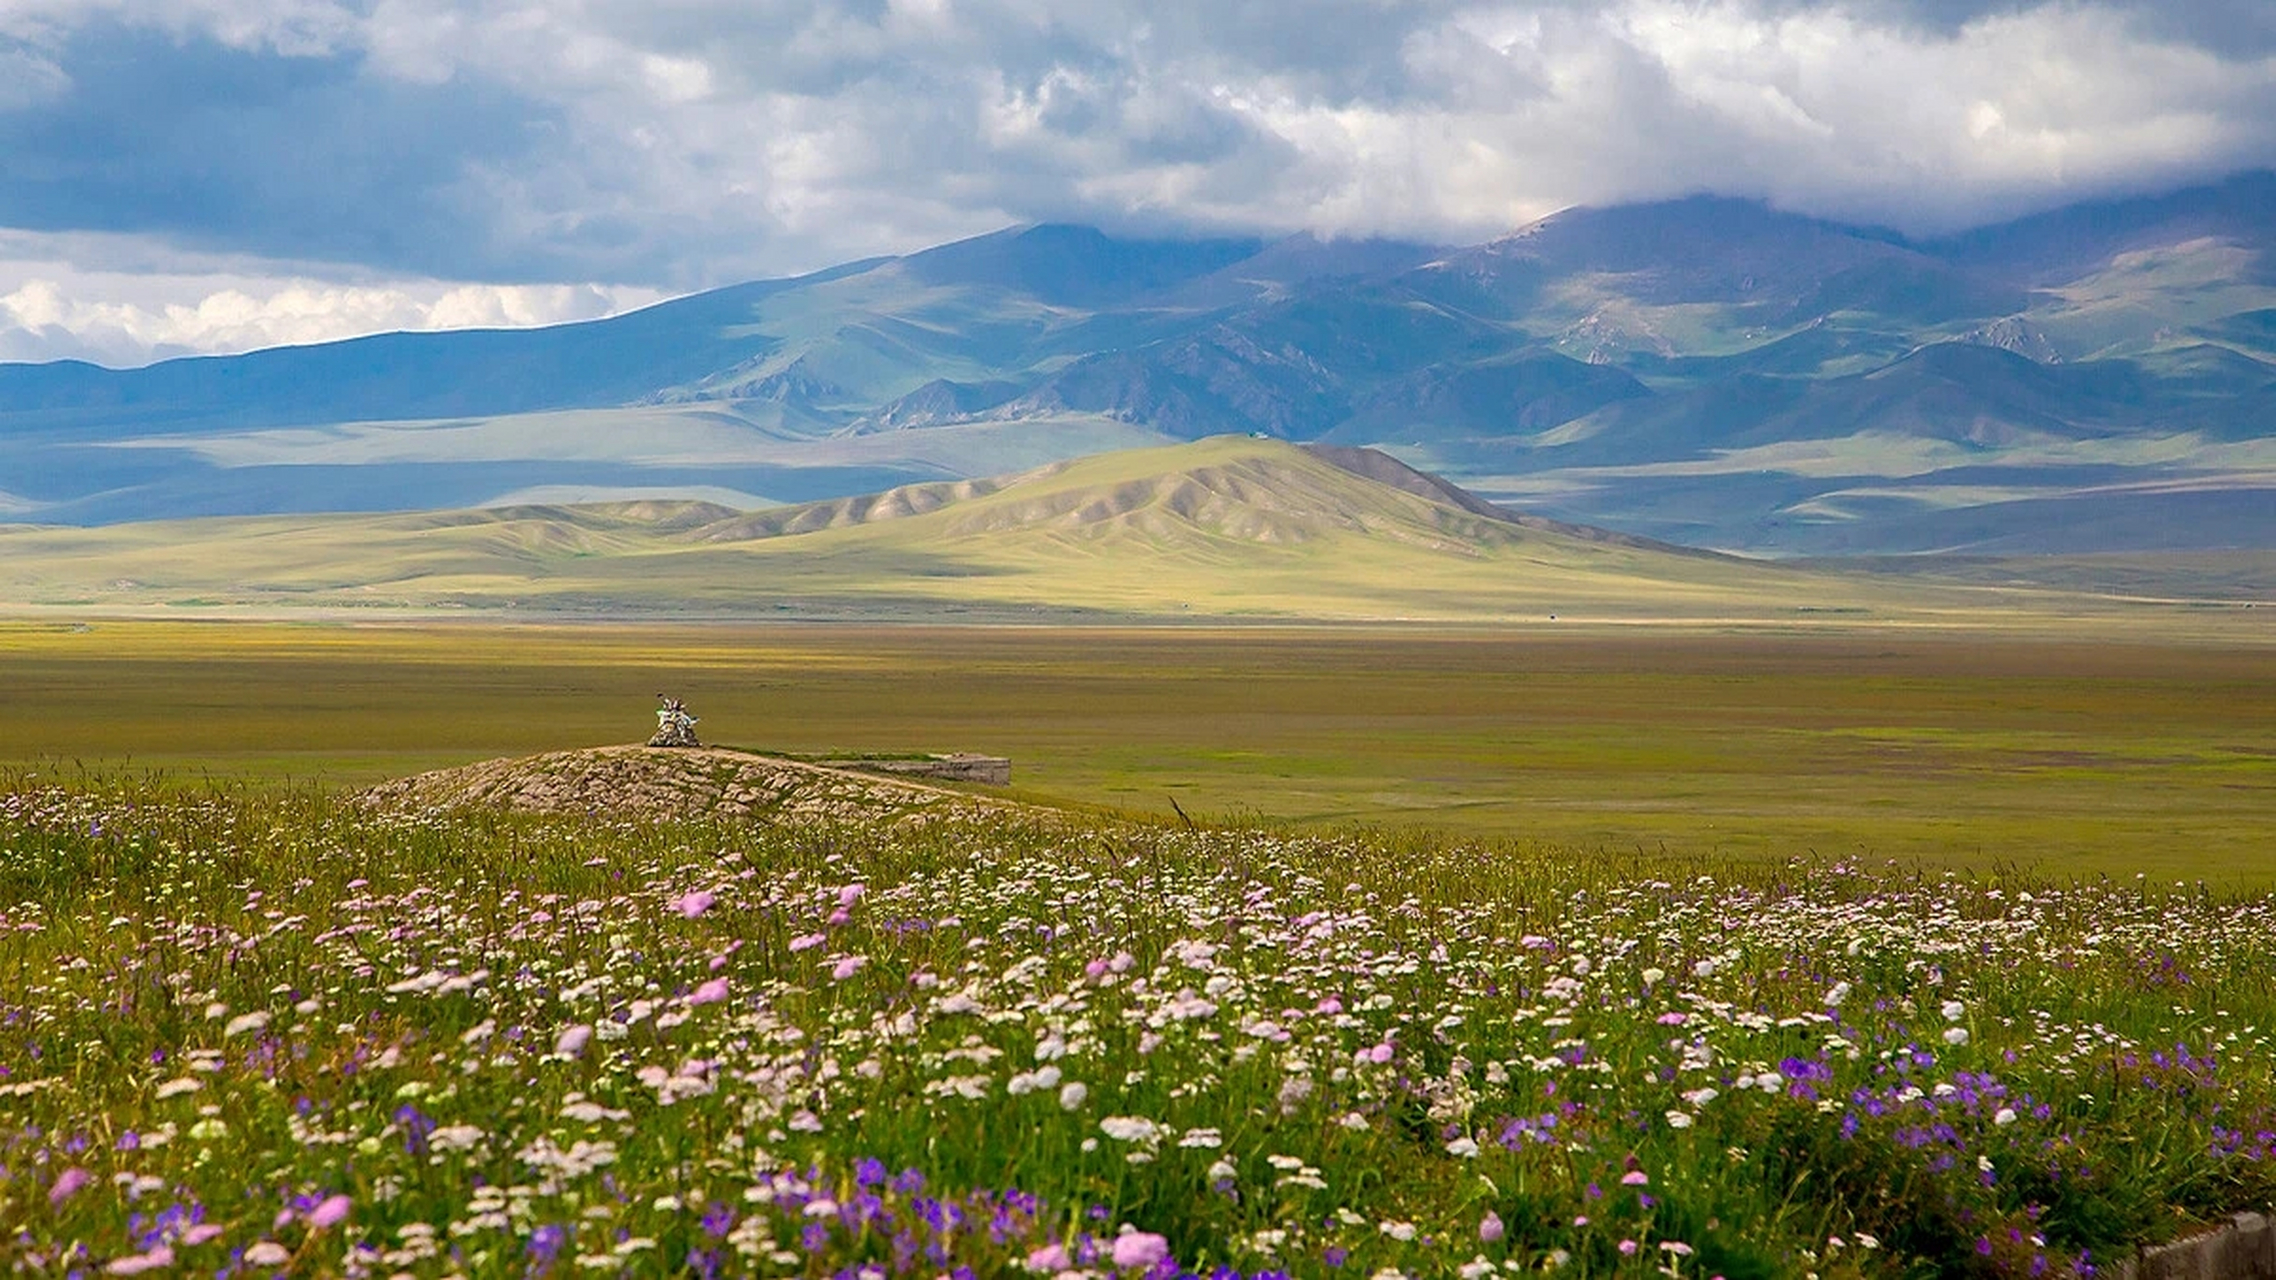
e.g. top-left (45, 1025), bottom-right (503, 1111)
top-left (2106, 1212), bottom-right (2276, 1280)
top-left (835, 754), bottom-right (1012, 785)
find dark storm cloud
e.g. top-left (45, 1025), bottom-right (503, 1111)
top-left (1828, 0), bottom-right (2276, 52)
top-left (0, 23), bottom-right (616, 281)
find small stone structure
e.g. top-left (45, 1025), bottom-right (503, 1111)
top-left (648, 694), bottom-right (701, 748)
top-left (835, 753), bottom-right (1012, 786)
top-left (2105, 1211), bottom-right (2276, 1280)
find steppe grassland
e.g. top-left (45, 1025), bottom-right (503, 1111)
top-left (3, 435), bottom-right (2239, 622)
top-left (1, 619), bottom-right (2270, 877)
top-left (6, 780), bottom-right (2276, 1278)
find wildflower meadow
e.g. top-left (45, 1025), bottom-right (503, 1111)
top-left (5, 774), bottom-right (2275, 1278)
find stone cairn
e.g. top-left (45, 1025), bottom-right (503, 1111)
top-left (648, 694), bottom-right (701, 748)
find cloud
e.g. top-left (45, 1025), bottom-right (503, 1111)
top-left (0, 41), bottom-right (70, 109)
top-left (0, 233), bottom-right (663, 365)
top-left (0, 20), bottom-right (568, 282)
top-left (0, 0), bottom-right (2272, 363)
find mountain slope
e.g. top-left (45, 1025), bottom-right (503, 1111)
top-left (0, 438), bottom-right (2021, 621)
top-left (1927, 171), bottom-right (2276, 288)
top-left (6, 176), bottom-right (2276, 554)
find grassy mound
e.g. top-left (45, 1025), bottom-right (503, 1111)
top-left (3, 775), bottom-right (2273, 1277)
top-left (356, 746), bottom-right (1006, 825)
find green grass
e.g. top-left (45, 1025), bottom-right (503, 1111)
top-left (1, 620), bottom-right (2269, 881)
top-left (5, 777), bottom-right (2276, 1277)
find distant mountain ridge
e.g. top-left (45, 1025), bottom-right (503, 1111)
top-left (0, 437), bottom-right (2003, 620)
top-left (5, 172), bottom-right (2276, 554)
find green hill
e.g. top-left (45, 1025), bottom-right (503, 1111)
top-left (0, 438), bottom-right (2066, 622)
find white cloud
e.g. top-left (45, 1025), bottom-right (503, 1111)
top-left (0, 43), bottom-right (69, 108)
top-left (0, 0), bottom-right (361, 56)
top-left (370, 0), bottom-right (2276, 259)
top-left (0, 233), bottom-right (666, 365)
top-left (1, 0), bottom-right (2272, 337)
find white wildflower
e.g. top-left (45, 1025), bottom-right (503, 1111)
top-left (223, 1010), bottom-right (270, 1038)
top-left (428, 1124), bottom-right (485, 1152)
top-left (1100, 1116), bottom-right (1162, 1144)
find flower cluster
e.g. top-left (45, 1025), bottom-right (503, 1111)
top-left (4, 778), bottom-right (2275, 1277)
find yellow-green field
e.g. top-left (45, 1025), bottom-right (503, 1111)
top-left (3, 619), bottom-right (2269, 880)
top-left (6, 438), bottom-right (2263, 624)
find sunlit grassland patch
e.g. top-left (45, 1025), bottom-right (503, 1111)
top-left (5, 779), bottom-right (2276, 1278)
top-left (11, 435), bottom-right (2255, 624)
top-left (1, 621), bottom-right (2270, 880)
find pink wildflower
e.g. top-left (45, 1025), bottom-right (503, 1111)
top-left (1621, 1170), bottom-right (1650, 1186)
top-left (1619, 1239), bottom-right (1639, 1256)
top-left (789, 933), bottom-right (827, 952)
top-left (690, 978), bottom-right (730, 1005)
top-left (555, 1024), bottom-right (593, 1057)
top-left (831, 955), bottom-right (867, 981)
top-left (673, 890), bottom-right (716, 919)
top-left (1025, 1243), bottom-right (1073, 1271)
top-left (1110, 1231), bottom-right (1170, 1269)
top-left (1479, 1211), bottom-right (1505, 1243)
top-left (104, 1245), bottom-right (174, 1275)
top-left (1364, 1042), bottom-right (1395, 1064)
top-left (181, 1224), bottom-right (224, 1246)
top-left (48, 1166), bottom-right (91, 1206)
top-left (306, 1194), bottom-right (351, 1229)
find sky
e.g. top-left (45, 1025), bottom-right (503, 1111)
top-left (2, 0), bottom-right (2273, 366)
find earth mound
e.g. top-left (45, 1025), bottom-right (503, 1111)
top-left (357, 745), bottom-right (1006, 824)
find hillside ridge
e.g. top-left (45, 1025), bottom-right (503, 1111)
top-left (0, 436), bottom-right (1918, 620)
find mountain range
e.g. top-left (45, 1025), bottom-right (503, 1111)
top-left (4, 172), bottom-right (2274, 556)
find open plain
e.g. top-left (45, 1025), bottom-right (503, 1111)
top-left (3, 617), bottom-right (2269, 879)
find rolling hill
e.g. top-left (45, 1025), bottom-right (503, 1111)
top-left (0, 437), bottom-right (2105, 623)
top-left (5, 177), bottom-right (2275, 554)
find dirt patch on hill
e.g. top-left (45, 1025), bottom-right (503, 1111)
top-left (357, 745), bottom-right (1010, 825)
